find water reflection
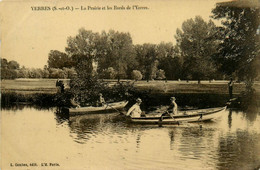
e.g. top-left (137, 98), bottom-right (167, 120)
top-left (228, 109), bottom-right (232, 129)
top-left (1, 105), bottom-right (260, 170)
top-left (135, 133), bottom-right (142, 149)
top-left (0, 103), bottom-right (52, 111)
top-left (244, 106), bottom-right (260, 123)
top-left (217, 131), bottom-right (260, 170)
top-left (54, 107), bottom-right (70, 124)
top-left (68, 113), bottom-right (123, 144)
top-left (168, 130), bottom-right (175, 150)
top-left (178, 126), bottom-right (216, 162)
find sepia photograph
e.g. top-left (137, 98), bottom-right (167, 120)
top-left (1, 0), bottom-right (260, 169)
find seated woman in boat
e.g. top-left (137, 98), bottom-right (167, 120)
top-left (126, 98), bottom-right (143, 117)
top-left (70, 96), bottom-right (80, 108)
top-left (97, 93), bottom-right (106, 106)
top-left (160, 97), bottom-right (178, 120)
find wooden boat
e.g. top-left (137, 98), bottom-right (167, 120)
top-left (128, 106), bottom-right (227, 124)
top-left (67, 101), bottom-right (128, 116)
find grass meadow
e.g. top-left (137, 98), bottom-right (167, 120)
top-left (1, 78), bottom-right (260, 95)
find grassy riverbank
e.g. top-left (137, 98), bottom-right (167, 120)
top-left (2, 78), bottom-right (260, 94)
top-left (1, 79), bottom-right (260, 109)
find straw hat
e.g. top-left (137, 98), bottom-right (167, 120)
top-left (136, 98), bottom-right (142, 103)
top-left (170, 97), bottom-right (176, 101)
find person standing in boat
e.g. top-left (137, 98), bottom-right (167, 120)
top-left (60, 80), bottom-right (65, 93)
top-left (228, 78), bottom-right (234, 99)
top-left (126, 98), bottom-right (143, 117)
top-left (56, 79), bottom-right (65, 93)
top-left (160, 97), bottom-right (178, 120)
top-left (56, 79), bottom-right (61, 93)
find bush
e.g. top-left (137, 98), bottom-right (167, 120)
top-left (131, 70), bottom-right (142, 81)
top-left (42, 69), bottom-right (50, 78)
top-left (63, 67), bottom-right (77, 79)
top-left (49, 68), bottom-right (66, 78)
top-left (1, 68), bottom-right (17, 79)
top-left (101, 67), bottom-right (116, 79)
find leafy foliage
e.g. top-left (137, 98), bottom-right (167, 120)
top-left (68, 76), bottom-right (108, 106)
top-left (97, 30), bottom-right (137, 80)
top-left (48, 50), bottom-right (74, 69)
top-left (65, 29), bottom-right (136, 105)
top-left (157, 43), bottom-right (182, 80)
top-left (66, 29), bottom-right (100, 78)
top-left (1, 58), bottom-right (77, 79)
top-left (175, 16), bottom-right (220, 82)
top-left (212, 4), bottom-right (260, 83)
top-left (131, 70), bottom-right (143, 80)
top-left (100, 67), bottom-right (117, 79)
top-left (1, 59), bottom-right (19, 79)
top-left (8, 60), bottom-right (20, 69)
top-left (134, 44), bottom-right (159, 81)
top-left (156, 69), bottom-right (166, 80)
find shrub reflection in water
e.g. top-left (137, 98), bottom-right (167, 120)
top-left (1, 103), bottom-right (260, 170)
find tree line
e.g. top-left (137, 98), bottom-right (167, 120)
top-left (45, 16), bottom-right (223, 82)
top-left (47, 7), bottom-right (260, 84)
top-left (2, 4), bottom-right (259, 86)
top-left (1, 58), bottom-right (76, 79)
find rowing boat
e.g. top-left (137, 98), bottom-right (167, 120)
top-left (128, 106), bottom-right (227, 124)
top-left (67, 101), bottom-right (128, 116)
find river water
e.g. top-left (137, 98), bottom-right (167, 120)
top-left (1, 105), bottom-right (260, 170)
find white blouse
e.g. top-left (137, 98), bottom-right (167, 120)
top-left (126, 104), bottom-right (142, 117)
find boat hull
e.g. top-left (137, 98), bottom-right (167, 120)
top-left (129, 106), bottom-right (226, 124)
top-left (68, 101), bottom-right (128, 116)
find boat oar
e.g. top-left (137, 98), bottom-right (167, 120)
top-left (159, 110), bottom-right (179, 125)
top-left (105, 103), bottom-right (125, 115)
top-left (160, 110), bottom-right (175, 118)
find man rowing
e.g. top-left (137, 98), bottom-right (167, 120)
top-left (160, 97), bottom-right (178, 120)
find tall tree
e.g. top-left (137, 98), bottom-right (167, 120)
top-left (8, 60), bottom-right (20, 69)
top-left (47, 50), bottom-right (74, 69)
top-left (157, 42), bottom-right (182, 80)
top-left (97, 30), bottom-right (136, 80)
top-left (66, 28), bottom-right (101, 78)
top-left (135, 43), bottom-right (158, 81)
top-left (1, 58), bottom-right (8, 69)
top-left (1, 58), bottom-right (19, 79)
top-left (212, 1), bottom-right (260, 86)
top-left (65, 28), bottom-right (108, 105)
top-left (175, 16), bottom-right (220, 83)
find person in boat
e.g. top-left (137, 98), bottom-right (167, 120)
top-left (98, 93), bottom-right (106, 106)
top-left (60, 80), bottom-right (65, 93)
top-left (160, 97), bottom-right (178, 120)
top-left (56, 79), bottom-right (65, 93)
top-left (56, 79), bottom-right (61, 93)
top-left (56, 78), bottom-right (60, 87)
top-left (228, 78), bottom-right (234, 99)
top-left (70, 96), bottom-right (80, 108)
top-left (170, 97), bottom-right (178, 115)
top-left (126, 98), bottom-right (143, 117)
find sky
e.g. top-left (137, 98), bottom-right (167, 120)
top-left (0, 0), bottom-right (226, 68)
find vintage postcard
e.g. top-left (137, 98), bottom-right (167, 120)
top-left (1, 0), bottom-right (260, 169)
